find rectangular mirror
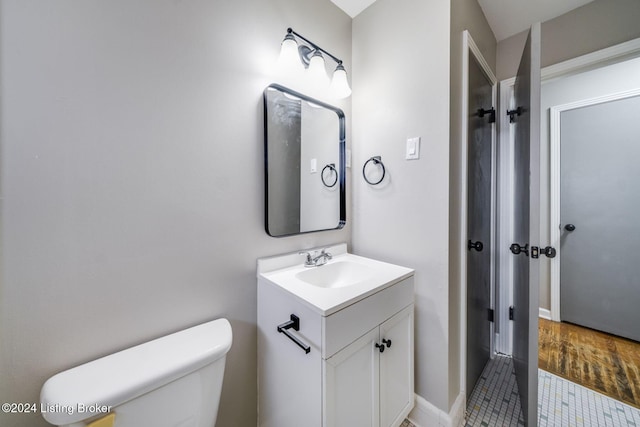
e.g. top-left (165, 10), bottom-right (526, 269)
top-left (264, 84), bottom-right (345, 237)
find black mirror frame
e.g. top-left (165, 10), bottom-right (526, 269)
top-left (263, 83), bottom-right (346, 237)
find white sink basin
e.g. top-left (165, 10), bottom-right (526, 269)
top-left (295, 261), bottom-right (374, 289)
top-left (257, 244), bottom-right (414, 315)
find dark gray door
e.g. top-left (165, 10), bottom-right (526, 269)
top-left (560, 95), bottom-right (640, 342)
top-left (466, 54), bottom-right (494, 398)
top-left (512, 23), bottom-right (541, 427)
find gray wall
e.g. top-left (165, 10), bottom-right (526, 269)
top-left (449, 0), bottom-right (496, 408)
top-left (352, 0), bottom-right (452, 412)
top-left (0, 1), bottom-right (351, 426)
top-left (497, 0), bottom-right (640, 80)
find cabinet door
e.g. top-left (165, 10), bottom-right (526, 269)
top-left (258, 281), bottom-right (322, 427)
top-left (379, 305), bottom-right (414, 427)
top-left (324, 327), bottom-right (379, 427)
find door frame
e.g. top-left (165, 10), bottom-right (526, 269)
top-left (460, 30), bottom-right (497, 396)
top-left (549, 87), bottom-right (640, 321)
top-left (497, 36), bottom-right (640, 349)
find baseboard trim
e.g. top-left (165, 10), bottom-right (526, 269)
top-left (539, 308), bottom-right (551, 320)
top-left (408, 392), bottom-right (466, 427)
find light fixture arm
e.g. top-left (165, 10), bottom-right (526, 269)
top-left (287, 28), bottom-right (343, 66)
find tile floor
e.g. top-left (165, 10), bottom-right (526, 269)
top-left (403, 354), bottom-right (640, 426)
top-left (465, 355), bottom-right (524, 426)
top-left (538, 370), bottom-right (640, 426)
top-left (465, 354), bottom-right (640, 427)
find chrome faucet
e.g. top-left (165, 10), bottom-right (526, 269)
top-left (313, 248), bottom-right (332, 266)
top-left (299, 248), bottom-right (333, 267)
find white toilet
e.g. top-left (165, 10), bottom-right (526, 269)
top-left (40, 318), bottom-right (232, 427)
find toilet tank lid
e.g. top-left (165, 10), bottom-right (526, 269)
top-left (40, 318), bottom-right (232, 425)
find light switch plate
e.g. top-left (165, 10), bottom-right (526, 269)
top-left (406, 137), bottom-right (420, 160)
top-left (310, 158), bottom-right (317, 173)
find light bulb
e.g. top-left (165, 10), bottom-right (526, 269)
top-left (278, 33), bottom-right (304, 74)
top-left (329, 64), bottom-right (352, 99)
top-left (307, 51), bottom-right (330, 88)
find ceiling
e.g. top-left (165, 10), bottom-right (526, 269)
top-left (330, 0), bottom-right (596, 41)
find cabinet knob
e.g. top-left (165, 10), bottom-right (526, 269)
top-left (375, 343), bottom-right (385, 353)
top-left (382, 339), bottom-right (392, 348)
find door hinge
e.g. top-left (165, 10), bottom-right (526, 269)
top-left (488, 308), bottom-right (494, 322)
top-left (477, 107), bottom-right (496, 123)
top-left (507, 107), bottom-right (522, 123)
top-left (509, 306), bottom-right (514, 320)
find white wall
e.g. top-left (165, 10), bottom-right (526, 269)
top-left (0, 1), bottom-right (351, 426)
top-left (538, 56), bottom-right (640, 310)
top-left (352, 0), bottom-right (451, 412)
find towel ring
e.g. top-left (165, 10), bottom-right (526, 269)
top-left (362, 156), bottom-right (385, 185)
top-left (321, 163), bottom-right (338, 188)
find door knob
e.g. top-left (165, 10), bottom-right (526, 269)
top-left (510, 243), bottom-right (529, 256)
top-left (375, 343), bottom-right (385, 353)
top-left (468, 240), bottom-right (484, 252)
top-left (382, 339), bottom-right (392, 348)
top-left (541, 246), bottom-right (556, 258)
top-left (564, 224), bottom-right (576, 231)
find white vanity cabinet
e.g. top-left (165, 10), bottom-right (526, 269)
top-left (324, 305), bottom-right (414, 427)
top-left (257, 250), bottom-right (414, 427)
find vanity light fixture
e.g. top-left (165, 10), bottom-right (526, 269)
top-left (279, 27), bottom-right (352, 99)
top-left (278, 32), bottom-right (304, 74)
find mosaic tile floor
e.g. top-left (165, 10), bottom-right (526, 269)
top-left (539, 370), bottom-right (640, 427)
top-left (466, 355), bottom-right (524, 426)
top-left (465, 355), bottom-right (640, 427)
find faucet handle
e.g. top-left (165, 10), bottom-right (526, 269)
top-left (298, 251), bottom-right (314, 265)
top-left (319, 248), bottom-right (333, 259)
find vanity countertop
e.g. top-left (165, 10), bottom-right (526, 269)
top-left (257, 243), bottom-right (414, 316)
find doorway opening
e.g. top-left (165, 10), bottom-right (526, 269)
top-left (497, 37), bottom-right (640, 420)
top-left (460, 28), bottom-right (500, 416)
top-left (464, 23), bottom-right (542, 426)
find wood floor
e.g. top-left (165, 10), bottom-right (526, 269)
top-left (539, 318), bottom-right (640, 408)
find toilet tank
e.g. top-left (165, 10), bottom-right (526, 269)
top-left (40, 318), bottom-right (232, 427)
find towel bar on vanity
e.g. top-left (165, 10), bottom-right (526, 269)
top-left (277, 314), bottom-right (311, 354)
